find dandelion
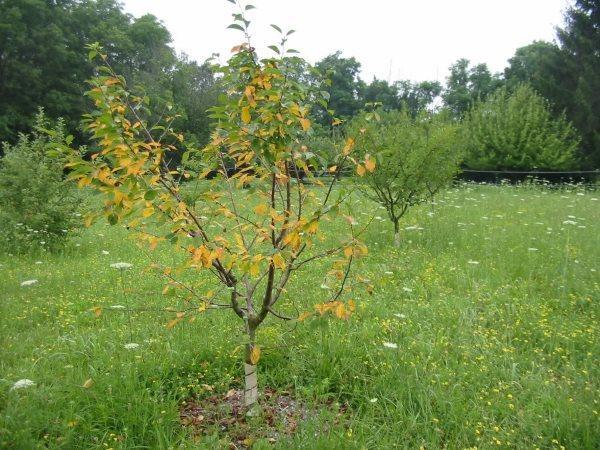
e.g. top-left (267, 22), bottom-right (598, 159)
top-left (11, 379), bottom-right (35, 390)
top-left (124, 343), bottom-right (139, 350)
top-left (20, 279), bottom-right (38, 287)
top-left (110, 262), bottom-right (132, 270)
top-left (383, 342), bottom-right (398, 349)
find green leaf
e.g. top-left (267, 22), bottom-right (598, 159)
top-left (144, 190), bottom-right (158, 201)
top-left (245, 4), bottom-right (255, 10)
top-left (108, 213), bottom-right (118, 225)
top-left (286, 49), bottom-right (300, 54)
top-left (227, 23), bottom-right (245, 32)
top-left (270, 24), bottom-right (282, 33)
top-left (286, 29), bottom-right (296, 36)
top-left (267, 45), bottom-right (280, 54)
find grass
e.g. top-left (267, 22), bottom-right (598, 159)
top-left (1, 182), bottom-right (598, 449)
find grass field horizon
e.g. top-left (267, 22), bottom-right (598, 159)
top-left (1, 182), bottom-right (598, 449)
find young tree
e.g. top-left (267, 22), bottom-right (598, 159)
top-left (61, 3), bottom-right (373, 413)
top-left (350, 110), bottom-right (463, 245)
top-left (464, 84), bottom-right (580, 170)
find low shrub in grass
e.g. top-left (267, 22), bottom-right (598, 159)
top-left (0, 110), bottom-right (82, 253)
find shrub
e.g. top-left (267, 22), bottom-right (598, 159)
top-left (351, 109), bottom-right (463, 245)
top-left (0, 110), bottom-right (81, 253)
top-left (464, 84), bottom-right (580, 170)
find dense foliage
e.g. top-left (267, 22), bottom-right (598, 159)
top-left (0, 111), bottom-right (81, 253)
top-left (0, 0), bottom-right (218, 147)
top-left (464, 85), bottom-right (579, 171)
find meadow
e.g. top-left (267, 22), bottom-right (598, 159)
top-left (1, 182), bottom-right (598, 449)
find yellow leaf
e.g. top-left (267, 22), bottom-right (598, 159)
top-left (250, 345), bottom-right (261, 365)
top-left (328, 165), bottom-right (337, 173)
top-left (82, 378), bottom-right (94, 389)
top-left (306, 221), bottom-right (319, 234)
top-left (343, 138), bottom-right (355, 155)
top-left (365, 158), bottom-right (376, 172)
top-left (344, 247), bottom-right (353, 258)
top-left (356, 164), bottom-right (366, 176)
top-left (299, 117), bottom-right (311, 131)
top-left (334, 302), bottom-right (346, 319)
top-left (166, 318), bottom-right (181, 330)
top-left (298, 311), bottom-right (312, 322)
top-left (254, 203), bottom-right (268, 215)
top-left (91, 306), bottom-right (102, 317)
top-left (142, 207), bottom-right (154, 218)
top-left (241, 106), bottom-right (251, 124)
top-left (272, 253), bottom-right (285, 269)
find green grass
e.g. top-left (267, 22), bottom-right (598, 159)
top-left (1, 183), bottom-right (599, 449)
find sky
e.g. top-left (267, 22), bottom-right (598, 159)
top-left (121, 0), bottom-right (571, 83)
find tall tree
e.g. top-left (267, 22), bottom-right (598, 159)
top-left (314, 52), bottom-right (364, 124)
top-left (556, 0), bottom-right (600, 166)
top-left (395, 80), bottom-right (442, 117)
top-left (442, 59), bottom-right (503, 118)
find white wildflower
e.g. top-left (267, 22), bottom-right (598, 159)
top-left (394, 313), bottom-right (407, 319)
top-left (467, 260), bottom-right (480, 265)
top-left (11, 379), bottom-right (35, 390)
top-left (124, 343), bottom-right (139, 350)
top-left (527, 248), bottom-right (538, 252)
top-left (384, 271), bottom-right (393, 275)
top-left (562, 220), bottom-right (577, 225)
top-left (383, 342), bottom-right (398, 349)
top-left (34, 261), bottom-right (43, 264)
top-left (110, 305), bottom-right (126, 309)
top-left (101, 250), bottom-right (109, 255)
top-left (402, 287), bottom-right (413, 293)
top-left (370, 398), bottom-right (378, 403)
top-left (20, 279), bottom-right (38, 287)
top-left (110, 262), bottom-right (132, 270)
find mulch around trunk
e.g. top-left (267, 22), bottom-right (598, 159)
top-left (179, 387), bottom-right (347, 448)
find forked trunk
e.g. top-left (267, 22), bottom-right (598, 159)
top-left (244, 329), bottom-right (259, 415)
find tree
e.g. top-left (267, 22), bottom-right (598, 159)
top-left (0, 0), bottom-right (212, 146)
top-left (350, 110), bottom-right (463, 245)
top-left (464, 84), bottom-right (579, 170)
top-left (0, 110), bottom-right (81, 253)
top-left (361, 78), bottom-right (399, 110)
top-left (556, 0), bottom-right (600, 166)
top-left (442, 59), bottom-right (503, 118)
top-left (314, 52), bottom-right (364, 124)
top-left (395, 80), bottom-right (442, 117)
top-left (62, 5), bottom-right (374, 413)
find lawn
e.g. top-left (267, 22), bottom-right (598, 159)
top-left (1, 183), bottom-right (598, 449)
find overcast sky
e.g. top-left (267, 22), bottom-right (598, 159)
top-left (121, 0), bottom-right (570, 83)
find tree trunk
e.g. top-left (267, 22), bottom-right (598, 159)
top-left (244, 328), bottom-right (259, 415)
top-left (393, 220), bottom-right (400, 247)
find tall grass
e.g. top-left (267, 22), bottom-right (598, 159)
top-left (1, 183), bottom-right (598, 449)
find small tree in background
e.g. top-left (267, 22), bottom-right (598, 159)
top-left (350, 109), bottom-right (463, 246)
top-left (0, 110), bottom-right (81, 253)
top-left (464, 84), bottom-right (579, 170)
top-left (62, 2), bottom-right (374, 414)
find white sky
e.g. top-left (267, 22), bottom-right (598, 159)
top-left (121, 0), bottom-right (570, 83)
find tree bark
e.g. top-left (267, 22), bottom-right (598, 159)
top-left (393, 220), bottom-right (400, 247)
top-left (244, 327), bottom-right (259, 415)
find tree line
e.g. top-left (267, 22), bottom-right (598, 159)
top-left (0, 0), bottom-right (598, 168)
